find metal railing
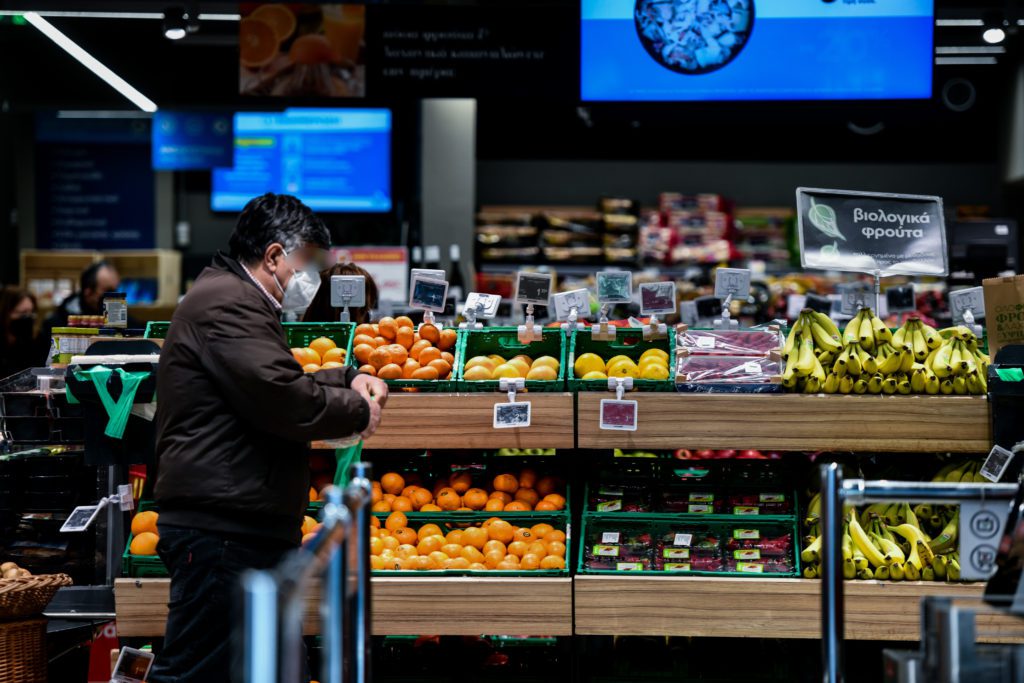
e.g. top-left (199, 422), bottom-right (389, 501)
top-left (818, 462), bottom-right (1019, 683)
top-left (240, 462), bottom-right (374, 683)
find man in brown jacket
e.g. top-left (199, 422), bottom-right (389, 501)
top-left (150, 193), bottom-right (387, 682)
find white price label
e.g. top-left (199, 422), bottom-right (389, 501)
top-left (696, 336), bottom-right (716, 349)
top-left (743, 362), bottom-right (761, 374)
top-left (493, 401), bottom-right (531, 429)
top-left (601, 532), bottom-right (621, 544)
top-left (980, 445), bottom-right (1015, 483)
top-left (714, 268), bottom-right (752, 300)
top-left (673, 533), bottom-right (693, 547)
top-left (950, 287), bottom-right (986, 325)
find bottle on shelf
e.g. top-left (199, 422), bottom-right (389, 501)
top-left (448, 244), bottom-right (466, 306)
top-left (424, 245), bottom-right (441, 271)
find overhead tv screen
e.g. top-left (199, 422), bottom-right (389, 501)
top-left (212, 108), bottom-right (391, 213)
top-left (581, 0), bottom-right (934, 102)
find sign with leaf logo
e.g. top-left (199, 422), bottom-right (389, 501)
top-left (795, 187), bottom-right (948, 277)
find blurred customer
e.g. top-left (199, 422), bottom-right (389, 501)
top-left (0, 287), bottom-right (39, 377)
top-left (302, 262), bottom-right (379, 324)
top-left (40, 260), bottom-right (120, 339)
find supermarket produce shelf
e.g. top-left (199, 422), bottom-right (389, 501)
top-left (113, 576), bottom-right (573, 637)
top-left (573, 576), bottom-right (1024, 643)
top-left (576, 394), bottom-right (990, 452)
top-left (313, 392), bottom-right (576, 450)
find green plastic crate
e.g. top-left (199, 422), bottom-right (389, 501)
top-left (375, 327), bottom-right (462, 393)
top-left (373, 513), bottom-right (570, 577)
top-left (456, 327), bottom-right (566, 392)
top-left (576, 513), bottom-right (800, 578)
top-left (567, 329), bottom-right (675, 392)
top-left (146, 321), bottom-right (355, 367)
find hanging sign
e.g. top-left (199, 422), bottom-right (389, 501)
top-left (796, 188), bottom-right (948, 277)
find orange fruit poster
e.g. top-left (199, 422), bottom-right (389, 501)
top-left (239, 4), bottom-right (366, 97)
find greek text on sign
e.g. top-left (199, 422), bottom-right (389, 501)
top-left (796, 188), bottom-right (948, 277)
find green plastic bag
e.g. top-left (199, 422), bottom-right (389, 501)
top-left (66, 365), bottom-right (150, 439)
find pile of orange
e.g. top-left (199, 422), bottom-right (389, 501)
top-left (370, 513), bottom-right (567, 572)
top-left (128, 510), bottom-right (160, 556)
top-left (462, 353), bottom-right (560, 382)
top-left (292, 336), bottom-right (347, 373)
top-left (370, 469), bottom-right (566, 514)
top-left (352, 317), bottom-right (457, 381)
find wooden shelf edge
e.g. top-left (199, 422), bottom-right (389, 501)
top-left (573, 576), bottom-right (1023, 643)
top-left (577, 394), bottom-right (991, 452)
top-left (114, 576), bottom-right (572, 637)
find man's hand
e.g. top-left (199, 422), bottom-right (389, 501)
top-left (360, 393), bottom-right (383, 440)
top-left (351, 374), bottom-right (388, 440)
top-left (350, 374), bottom-right (389, 408)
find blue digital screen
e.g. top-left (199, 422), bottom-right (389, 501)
top-left (152, 111), bottom-right (234, 170)
top-left (211, 108), bottom-right (392, 213)
top-left (581, 0), bottom-right (934, 102)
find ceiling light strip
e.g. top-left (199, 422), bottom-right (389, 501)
top-left (936, 46), bottom-right (1006, 54)
top-left (936, 19), bottom-right (985, 27)
top-left (935, 56), bottom-right (998, 65)
top-left (23, 12), bottom-right (158, 113)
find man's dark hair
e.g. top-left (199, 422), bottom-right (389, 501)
top-left (81, 260), bottom-right (112, 293)
top-left (229, 193), bottom-right (331, 263)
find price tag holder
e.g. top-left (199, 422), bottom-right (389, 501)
top-left (639, 282), bottom-right (675, 340)
top-left (60, 504), bottom-right (103, 533)
top-left (515, 272), bottom-right (551, 343)
top-left (959, 497), bottom-right (1012, 581)
top-left (330, 275), bottom-right (366, 322)
top-left (980, 444), bottom-right (1015, 482)
top-left (714, 268), bottom-right (752, 301)
top-left (552, 288), bottom-right (591, 334)
top-left (493, 401), bottom-right (531, 429)
top-left (837, 282), bottom-right (872, 316)
top-left (409, 275), bottom-right (449, 329)
top-left (679, 301), bottom-right (699, 328)
top-left (804, 293), bottom-right (832, 315)
top-left (461, 292), bottom-right (501, 329)
top-left (886, 284), bottom-right (916, 313)
top-left (950, 286), bottom-right (986, 332)
top-left (593, 271), bottom-right (632, 341)
top-left (597, 271), bottom-right (633, 304)
top-left (599, 399), bottom-right (638, 431)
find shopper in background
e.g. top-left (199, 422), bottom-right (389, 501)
top-left (302, 262), bottom-right (380, 324)
top-left (150, 193), bottom-right (388, 683)
top-left (39, 260), bottom-right (120, 340)
top-left (0, 286), bottom-right (39, 378)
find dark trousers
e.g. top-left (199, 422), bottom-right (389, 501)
top-left (148, 525), bottom-right (298, 683)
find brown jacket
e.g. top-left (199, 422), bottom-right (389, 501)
top-left (154, 253), bottom-right (368, 543)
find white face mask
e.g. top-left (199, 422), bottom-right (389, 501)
top-left (273, 250), bottom-right (321, 313)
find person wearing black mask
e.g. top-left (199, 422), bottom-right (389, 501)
top-left (0, 287), bottom-right (40, 378)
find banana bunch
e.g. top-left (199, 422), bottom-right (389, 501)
top-left (800, 461), bottom-right (976, 581)
top-left (924, 325), bottom-right (990, 395)
top-left (780, 309), bottom-right (843, 393)
top-left (784, 309), bottom-right (990, 396)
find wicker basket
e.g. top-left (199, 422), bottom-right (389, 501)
top-left (0, 617), bottom-right (47, 683)
top-left (0, 574), bottom-right (72, 620)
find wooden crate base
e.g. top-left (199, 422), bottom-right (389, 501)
top-left (314, 392), bottom-right (576, 450)
top-left (114, 576), bottom-right (572, 637)
top-left (574, 576), bottom-right (1024, 643)
top-left (577, 394), bottom-right (990, 452)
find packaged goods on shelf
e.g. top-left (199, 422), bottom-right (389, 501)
top-left (733, 207), bottom-right (795, 268)
top-left (674, 352), bottom-right (782, 385)
top-left (475, 210), bottom-right (540, 264)
top-left (675, 326), bottom-right (783, 356)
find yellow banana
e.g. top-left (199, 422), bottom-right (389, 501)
top-left (842, 311), bottom-right (864, 346)
top-left (860, 347), bottom-right (878, 375)
top-left (853, 378), bottom-right (869, 394)
top-left (832, 347), bottom-right (849, 377)
top-left (849, 514), bottom-right (888, 568)
top-left (919, 321), bottom-right (942, 349)
top-left (823, 373), bottom-right (839, 394)
top-left (952, 376), bottom-right (967, 395)
top-left (812, 310), bottom-right (842, 339)
top-left (911, 324), bottom-right (929, 361)
top-left (871, 314), bottom-right (893, 345)
top-left (795, 328), bottom-right (815, 376)
top-left (811, 320), bottom-right (842, 352)
top-left (845, 345), bottom-right (862, 376)
top-left (888, 524), bottom-right (927, 570)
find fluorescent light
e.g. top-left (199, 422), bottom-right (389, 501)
top-left (936, 19), bottom-right (984, 27)
top-left (935, 56), bottom-right (998, 65)
top-left (23, 12), bottom-right (158, 113)
top-left (57, 110), bottom-right (152, 119)
top-left (983, 27), bottom-right (1006, 44)
top-left (0, 10), bottom-right (163, 19)
top-left (0, 10), bottom-right (239, 21)
top-left (936, 45), bottom-right (1005, 54)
